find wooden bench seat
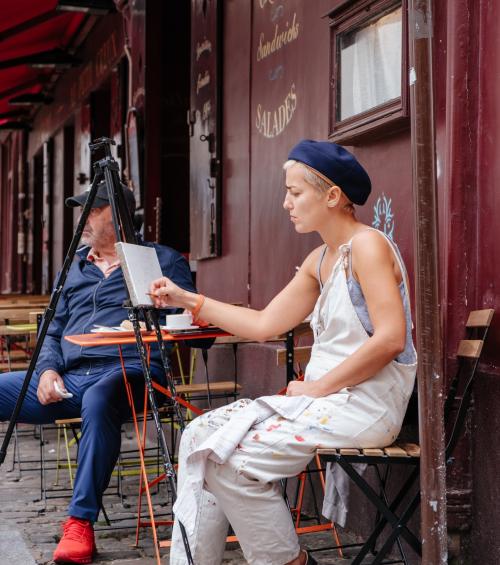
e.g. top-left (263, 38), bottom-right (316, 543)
top-left (276, 345), bottom-right (312, 366)
top-left (175, 381), bottom-right (241, 394)
top-left (317, 442), bottom-right (420, 461)
top-left (0, 361), bottom-right (31, 371)
top-left (0, 308), bottom-right (44, 323)
top-left (55, 417), bottom-right (83, 426)
top-left (54, 402), bottom-right (177, 428)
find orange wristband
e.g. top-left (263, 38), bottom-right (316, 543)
top-left (190, 294), bottom-right (205, 322)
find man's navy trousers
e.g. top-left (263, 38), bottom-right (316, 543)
top-left (0, 359), bottom-right (164, 522)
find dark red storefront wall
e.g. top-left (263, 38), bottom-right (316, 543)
top-left (197, 0), bottom-right (415, 308)
top-left (470, 0), bottom-right (500, 562)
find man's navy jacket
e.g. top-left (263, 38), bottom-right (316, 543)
top-left (36, 241), bottom-right (196, 376)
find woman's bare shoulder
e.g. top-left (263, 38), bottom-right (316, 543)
top-left (351, 229), bottom-right (402, 283)
top-left (351, 229), bottom-right (393, 259)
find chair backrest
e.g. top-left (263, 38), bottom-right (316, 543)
top-left (444, 308), bottom-right (494, 458)
top-left (0, 308), bottom-right (42, 323)
top-left (0, 294), bottom-right (49, 305)
top-left (276, 345), bottom-right (312, 368)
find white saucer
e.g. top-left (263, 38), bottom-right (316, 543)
top-left (91, 326), bottom-right (126, 333)
top-left (162, 324), bottom-right (200, 332)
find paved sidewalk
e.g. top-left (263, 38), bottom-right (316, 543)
top-left (0, 422), bottom-right (366, 564)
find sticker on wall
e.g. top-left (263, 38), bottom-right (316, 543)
top-left (372, 193), bottom-right (394, 240)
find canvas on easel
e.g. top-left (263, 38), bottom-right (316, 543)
top-left (115, 242), bottom-right (164, 307)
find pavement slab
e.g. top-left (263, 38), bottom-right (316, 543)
top-left (0, 522), bottom-right (38, 565)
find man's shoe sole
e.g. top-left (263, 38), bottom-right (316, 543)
top-left (54, 558), bottom-right (93, 564)
top-left (53, 547), bottom-right (96, 564)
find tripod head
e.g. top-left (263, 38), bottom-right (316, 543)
top-left (88, 137), bottom-right (137, 244)
top-left (89, 136), bottom-right (116, 157)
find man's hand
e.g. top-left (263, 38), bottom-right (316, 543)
top-left (37, 370), bottom-right (66, 405)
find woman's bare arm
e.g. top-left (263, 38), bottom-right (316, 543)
top-left (150, 248), bottom-right (323, 340)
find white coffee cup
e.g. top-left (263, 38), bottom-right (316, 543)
top-left (165, 313), bottom-right (193, 329)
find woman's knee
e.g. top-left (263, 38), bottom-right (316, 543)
top-left (179, 399), bottom-right (253, 458)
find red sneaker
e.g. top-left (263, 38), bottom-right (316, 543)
top-left (53, 517), bottom-right (96, 564)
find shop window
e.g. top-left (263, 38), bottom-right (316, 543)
top-left (328, 0), bottom-right (408, 143)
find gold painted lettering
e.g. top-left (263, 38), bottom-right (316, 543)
top-left (255, 104), bottom-right (262, 131)
top-left (196, 70), bottom-right (210, 94)
top-left (256, 13), bottom-right (300, 62)
top-left (255, 83), bottom-right (297, 139)
top-left (202, 100), bottom-right (211, 121)
top-left (196, 38), bottom-right (212, 60)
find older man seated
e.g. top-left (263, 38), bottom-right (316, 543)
top-left (0, 181), bottom-right (198, 564)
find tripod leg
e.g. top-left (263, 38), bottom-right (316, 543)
top-left (148, 309), bottom-right (187, 432)
top-left (128, 308), bottom-right (194, 565)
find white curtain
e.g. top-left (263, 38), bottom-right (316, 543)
top-left (339, 7), bottom-right (402, 121)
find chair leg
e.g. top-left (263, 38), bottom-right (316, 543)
top-left (6, 423), bottom-right (22, 479)
top-left (370, 492), bottom-right (422, 565)
top-left (360, 465), bottom-right (420, 561)
top-left (306, 464), bottom-right (321, 524)
top-left (99, 500), bottom-right (112, 527)
top-left (373, 465), bottom-right (409, 565)
top-left (370, 464), bottom-right (387, 554)
top-left (314, 454), bottom-right (343, 557)
top-left (116, 452), bottom-right (125, 506)
top-left (54, 425), bottom-right (62, 486)
top-left (294, 472), bottom-right (307, 528)
top-left (284, 459), bottom-right (344, 559)
top-left (39, 425), bottom-right (46, 506)
top-left (62, 425), bottom-right (74, 489)
top-left (336, 460), bottom-right (420, 565)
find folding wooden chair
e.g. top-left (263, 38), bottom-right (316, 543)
top-left (317, 308), bottom-right (494, 564)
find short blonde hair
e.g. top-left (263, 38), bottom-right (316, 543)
top-left (283, 160), bottom-right (331, 193)
top-left (283, 159), bottom-right (355, 214)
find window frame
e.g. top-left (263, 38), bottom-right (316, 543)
top-left (328, 0), bottom-right (409, 144)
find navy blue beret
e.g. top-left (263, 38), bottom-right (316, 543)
top-left (288, 139), bottom-right (371, 205)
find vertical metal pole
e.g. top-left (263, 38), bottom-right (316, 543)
top-left (408, 1), bottom-right (448, 563)
top-left (286, 330), bottom-right (294, 383)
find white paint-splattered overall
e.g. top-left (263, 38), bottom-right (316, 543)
top-left (170, 232), bottom-right (417, 565)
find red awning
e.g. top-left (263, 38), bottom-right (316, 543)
top-left (0, 1), bottom-right (86, 124)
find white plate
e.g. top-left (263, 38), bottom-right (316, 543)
top-left (90, 326), bottom-right (127, 333)
top-left (161, 324), bottom-right (200, 332)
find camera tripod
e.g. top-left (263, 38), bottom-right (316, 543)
top-left (0, 137), bottom-right (194, 564)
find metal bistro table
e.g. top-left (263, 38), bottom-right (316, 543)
top-left (64, 327), bottom-right (228, 564)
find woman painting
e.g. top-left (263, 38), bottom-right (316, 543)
top-left (150, 140), bottom-right (417, 565)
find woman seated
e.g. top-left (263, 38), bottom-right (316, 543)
top-left (150, 139), bottom-right (417, 565)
